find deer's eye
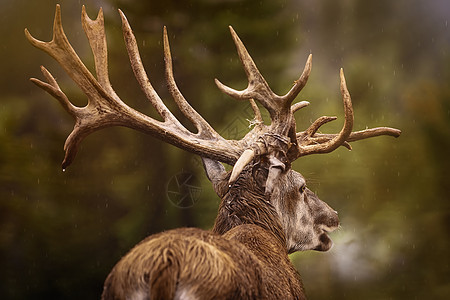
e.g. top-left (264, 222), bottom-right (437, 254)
top-left (299, 184), bottom-right (306, 193)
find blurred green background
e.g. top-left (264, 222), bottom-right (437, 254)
top-left (1, 0), bottom-right (449, 299)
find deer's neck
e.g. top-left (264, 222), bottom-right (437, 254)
top-left (212, 175), bottom-right (287, 250)
top-left (222, 223), bottom-right (305, 298)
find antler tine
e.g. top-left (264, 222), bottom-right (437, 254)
top-left (29, 66), bottom-right (79, 118)
top-left (81, 6), bottom-right (116, 97)
top-left (303, 116), bottom-right (338, 138)
top-left (309, 127), bottom-right (401, 145)
top-left (119, 10), bottom-right (177, 122)
top-left (296, 69), bottom-right (354, 156)
top-left (291, 101), bottom-right (310, 114)
top-left (282, 54), bottom-right (312, 104)
top-left (347, 127), bottom-right (401, 140)
top-left (163, 27), bottom-right (223, 139)
top-left (249, 99), bottom-right (264, 124)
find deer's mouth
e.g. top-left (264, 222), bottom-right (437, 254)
top-left (320, 224), bottom-right (339, 234)
top-left (315, 224), bottom-right (339, 251)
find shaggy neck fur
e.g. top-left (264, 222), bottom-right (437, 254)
top-left (212, 167), bottom-right (287, 250)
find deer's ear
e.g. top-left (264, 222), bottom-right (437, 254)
top-left (252, 156), bottom-right (286, 195)
top-left (265, 156), bottom-right (286, 195)
top-left (252, 164), bottom-right (268, 189)
top-left (202, 157), bottom-right (228, 197)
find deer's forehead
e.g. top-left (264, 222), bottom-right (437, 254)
top-left (286, 170), bottom-right (306, 187)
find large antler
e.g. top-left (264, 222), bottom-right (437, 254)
top-left (215, 27), bottom-right (400, 184)
top-left (26, 5), bottom-right (400, 180)
top-left (24, 5), bottom-right (246, 169)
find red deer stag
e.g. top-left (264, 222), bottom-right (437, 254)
top-left (25, 5), bottom-right (401, 300)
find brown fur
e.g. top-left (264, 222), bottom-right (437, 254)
top-left (103, 227), bottom-right (304, 300)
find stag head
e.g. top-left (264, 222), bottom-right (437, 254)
top-left (204, 156), bottom-right (339, 253)
top-left (25, 5), bottom-right (400, 253)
